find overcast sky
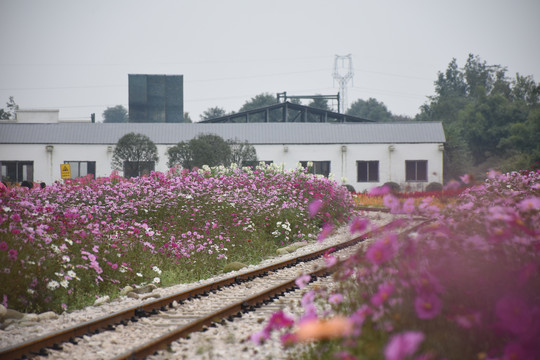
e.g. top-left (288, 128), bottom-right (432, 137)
top-left (1, 0), bottom-right (539, 122)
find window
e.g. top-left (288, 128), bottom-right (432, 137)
top-left (405, 160), bottom-right (428, 181)
top-left (64, 161), bottom-right (96, 179)
top-left (123, 161), bottom-right (155, 178)
top-left (357, 161), bottom-right (379, 182)
top-left (300, 161), bottom-right (331, 177)
top-left (1, 161), bottom-right (34, 183)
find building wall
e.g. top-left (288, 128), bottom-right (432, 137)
top-left (1, 142), bottom-right (443, 191)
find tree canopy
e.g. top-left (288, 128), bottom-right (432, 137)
top-left (239, 93), bottom-right (277, 112)
top-left (112, 133), bottom-right (159, 178)
top-left (103, 105), bottom-right (128, 123)
top-left (347, 98), bottom-right (393, 122)
top-left (417, 54), bottom-right (540, 180)
top-left (168, 134), bottom-right (257, 169)
top-left (200, 106), bottom-right (227, 121)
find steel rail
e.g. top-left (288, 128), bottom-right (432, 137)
top-left (0, 215), bottom-right (421, 360)
top-left (114, 218), bottom-right (429, 360)
top-left (113, 267), bottom-right (332, 360)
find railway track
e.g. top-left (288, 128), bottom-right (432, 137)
top-left (0, 214), bottom-right (427, 360)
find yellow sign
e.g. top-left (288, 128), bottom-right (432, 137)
top-left (61, 164), bottom-right (71, 179)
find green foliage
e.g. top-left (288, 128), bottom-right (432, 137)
top-left (168, 134), bottom-right (231, 169)
top-left (417, 54), bottom-right (540, 181)
top-left (308, 96), bottom-right (331, 110)
top-left (111, 132), bottom-right (159, 177)
top-left (228, 138), bottom-right (258, 167)
top-left (168, 135), bottom-right (258, 169)
top-left (183, 112), bottom-right (193, 123)
top-left (239, 93), bottom-right (277, 112)
top-left (200, 106), bottom-right (227, 121)
top-left (347, 98), bottom-right (393, 122)
top-left (102, 105), bottom-right (128, 123)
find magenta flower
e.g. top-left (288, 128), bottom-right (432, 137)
top-left (366, 235), bottom-right (396, 265)
top-left (251, 329), bottom-right (270, 345)
top-left (308, 199), bottom-right (323, 218)
top-left (317, 223), bottom-right (333, 242)
top-left (384, 331), bottom-right (425, 360)
top-left (495, 295), bottom-right (532, 335)
top-left (0, 241), bottom-right (8, 251)
top-left (414, 292), bottom-right (442, 319)
top-left (266, 310), bottom-right (294, 331)
top-left (295, 274), bottom-right (311, 289)
top-left (349, 216), bottom-right (369, 234)
top-left (517, 196), bottom-right (540, 212)
top-left (371, 281), bottom-right (395, 307)
top-left (329, 293), bottom-right (344, 305)
top-left (369, 185), bottom-right (390, 196)
top-left (8, 249), bottom-right (18, 261)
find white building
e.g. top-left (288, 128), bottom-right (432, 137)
top-left (0, 110), bottom-right (445, 192)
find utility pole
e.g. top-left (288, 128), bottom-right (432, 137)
top-left (333, 54), bottom-right (354, 113)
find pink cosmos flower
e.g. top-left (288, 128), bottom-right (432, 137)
top-left (317, 223), bottom-right (333, 242)
top-left (324, 254), bottom-right (337, 267)
top-left (383, 194), bottom-right (400, 213)
top-left (308, 199), bottom-right (323, 218)
top-left (371, 281), bottom-right (394, 307)
top-left (495, 295), bottom-right (532, 335)
top-left (328, 293), bottom-right (344, 305)
top-left (266, 310), bottom-right (294, 331)
top-left (459, 173), bottom-right (472, 184)
top-left (8, 249), bottom-right (18, 261)
top-left (251, 329), bottom-right (270, 345)
top-left (414, 292), bottom-right (442, 319)
top-left (295, 274), bottom-right (311, 289)
top-left (349, 216), bottom-right (369, 234)
top-left (366, 235), bottom-right (397, 265)
top-left (369, 185), bottom-right (390, 196)
top-left (0, 241), bottom-right (8, 251)
top-left (517, 196), bottom-right (540, 212)
top-left (384, 331), bottom-right (425, 360)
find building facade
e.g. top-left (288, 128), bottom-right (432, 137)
top-left (0, 111), bottom-right (445, 192)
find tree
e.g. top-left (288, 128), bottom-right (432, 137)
top-left (167, 142), bottom-right (192, 169)
top-left (417, 54), bottom-right (540, 180)
top-left (200, 106), bottom-right (227, 121)
top-left (168, 134), bottom-right (231, 169)
top-left (183, 112), bottom-right (193, 123)
top-left (103, 105), bottom-right (128, 123)
top-left (0, 96), bottom-right (18, 120)
top-left (308, 96), bottom-right (331, 110)
top-left (239, 93), bottom-right (277, 112)
top-left (347, 98), bottom-right (393, 122)
top-left (228, 138), bottom-right (258, 167)
top-left (112, 133), bottom-right (159, 178)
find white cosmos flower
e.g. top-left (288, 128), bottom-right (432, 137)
top-left (47, 280), bottom-right (60, 290)
top-left (153, 277), bottom-right (161, 284)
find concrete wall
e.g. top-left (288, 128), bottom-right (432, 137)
top-left (0, 142), bottom-right (443, 191)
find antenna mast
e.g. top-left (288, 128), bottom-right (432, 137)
top-left (333, 54), bottom-right (354, 113)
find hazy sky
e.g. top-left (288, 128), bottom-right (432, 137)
top-left (1, 0), bottom-right (539, 122)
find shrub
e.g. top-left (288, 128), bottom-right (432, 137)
top-left (382, 181), bottom-right (400, 193)
top-left (425, 182), bottom-right (443, 192)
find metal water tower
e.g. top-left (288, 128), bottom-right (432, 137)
top-left (333, 54), bottom-right (354, 113)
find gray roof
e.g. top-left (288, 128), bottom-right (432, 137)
top-left (0, 122), bottom-right (445, 145)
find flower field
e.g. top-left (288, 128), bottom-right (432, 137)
top-left (0, 164), bottom-right (355, 313)
top-left (255, 170), bottom-right (540, 360)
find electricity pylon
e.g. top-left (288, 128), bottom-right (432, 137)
top-left (333, 54), bottom-right (354, 113)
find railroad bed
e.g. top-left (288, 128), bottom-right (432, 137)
top-left (0, 212), bottom-right (424, 360)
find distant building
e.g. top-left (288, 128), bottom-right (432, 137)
top-left (128, 74), bottom-right (183, 123)
top-left (0, 109), bottom-right (445, 192)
